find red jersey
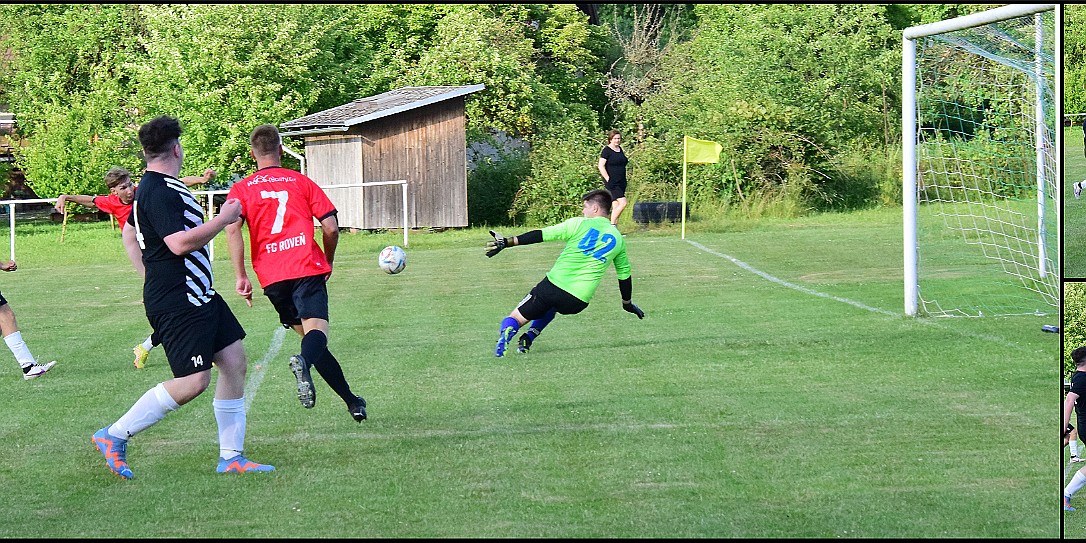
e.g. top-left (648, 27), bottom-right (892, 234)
top-left (93, 193), bottom-right (132, 231)
top-left (227, 167), bottom-right (336, 287)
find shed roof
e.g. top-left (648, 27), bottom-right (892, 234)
top-left (279, 84), bottom-right (485, 137)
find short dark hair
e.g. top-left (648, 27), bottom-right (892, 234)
top-left (1074, 346), bottom-right (1086, 368)
top-left (250, 124), bottom-right (281, 157)
top-left (583, 189), bottom-right (613, 214)
top-left (138, 116), bottom-right (182, 160)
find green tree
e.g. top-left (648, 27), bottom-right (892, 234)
top-left (127, 4), bottom-right (335, 178)
top-left (1067, 5), bottom-right (1086, 115)
top-left (626, 4), bottom-right (901, 211)
top-left (0, 4), bottom-right (145, 197)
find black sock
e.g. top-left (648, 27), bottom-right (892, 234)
top-left (300, 329), bottom-right (328, 367)
top-left (302, 331), bottom-right (356, 405)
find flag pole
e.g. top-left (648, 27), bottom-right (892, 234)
top-left (681, 136), bottom-right (688, 240)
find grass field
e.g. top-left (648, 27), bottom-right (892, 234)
top-left (0, 210), bottom-right (1058, 538)
top-left (1067, 124), bottom-right (1086, 279)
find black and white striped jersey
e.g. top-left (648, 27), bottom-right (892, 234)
top-left (128, 170), bottom-right (216, 316)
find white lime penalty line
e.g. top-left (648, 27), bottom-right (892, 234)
top-left (244, 326), bottom-right (287, 412)
top-left (685, 239), bottom-right (897, 316)
top-left (684, 239), bottom-right (1039, 352)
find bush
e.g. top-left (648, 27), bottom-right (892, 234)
top-left (467, 150), bottom-right (530, 227)
top-left (815, 143), bottom-right (902, 211)
top-left (511, 124), bottom-right (602, 225)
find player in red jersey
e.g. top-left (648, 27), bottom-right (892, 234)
top-left (55, 166), bottom-right (216, 369)
top-left (225, 124), bottom-right (366, 422)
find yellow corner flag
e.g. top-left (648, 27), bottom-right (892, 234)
top-left (681, 136), bottom-right (722, 240)
top-left (684, 136), bottom-right (722, 164)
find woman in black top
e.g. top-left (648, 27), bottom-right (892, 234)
top-left (597, 130), bottom-right (628, 226)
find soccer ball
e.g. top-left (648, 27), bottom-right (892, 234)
top-left (378, 245), bottom-right (406, 274)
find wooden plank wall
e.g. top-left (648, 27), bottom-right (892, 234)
top-left (301, 99), bottom-right (469, 229)
top-left (357, 99), bottom-right (468, 229)
top-left (304, 135), bottom-right (365, 228)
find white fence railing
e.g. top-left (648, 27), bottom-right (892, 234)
top-left (0, 179), bottom-right (408, 262)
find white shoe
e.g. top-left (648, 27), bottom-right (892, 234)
top-left (23, 360), bottom-right (55, 380)
top-left (1073, 455), bottom-right (1085, 464)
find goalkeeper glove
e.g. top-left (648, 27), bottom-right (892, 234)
top-left (485, 230), bottom-right (507, 258)
top-left (623, 301), bottom-right (644, 319)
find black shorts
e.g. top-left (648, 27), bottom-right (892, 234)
top-left (605, 179), bottom-right (627, 200)
top-left (515, 276), bottom-right (588, 321)
top-left (0, 290), bottom-right (9, 307)
top-left (263, 275), bottom-right (330, 328)
top-left (147, 294), bottom-right (246, 378)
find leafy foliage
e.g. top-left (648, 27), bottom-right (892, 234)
top-left (467, 150), bottom-right (530, 227)
top-left (626, 4), bottom-right (902, 213)
top-left (0, 3), bottom-right (1030, 224)
top-left (1068, 283), bottom-right (1086, 379)
top-left (1068, 5), bottom-right (1086, 115)
top-left (511, 121), bottom-right (603, 225)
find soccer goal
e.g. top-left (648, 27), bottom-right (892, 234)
top-left (902, 4), bottom-right (1057, 317)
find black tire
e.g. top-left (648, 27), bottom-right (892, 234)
top-left (632, 201), bottom-right (688, 224)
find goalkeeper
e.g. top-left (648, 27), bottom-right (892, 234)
top-left (485, 189), bottom-right (644, 357)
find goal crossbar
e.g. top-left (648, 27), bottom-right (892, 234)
top-left (903, 4), bottom-right (1054, 40)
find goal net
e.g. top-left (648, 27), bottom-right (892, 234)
top-left (902, 4), bottom-right (1057, 317)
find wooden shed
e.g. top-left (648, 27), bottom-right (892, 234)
top-left (278, 84), bottom-right (485, 230)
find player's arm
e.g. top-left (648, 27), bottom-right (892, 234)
top-left (224, 217), bottom-right (253, 306)
top-left (54, 194), bottom-right (98, 213)
top-left (121, 224), bottom-right (145, 278)
top-left (617, 277), bottom-right (644, 319)
top-left (485, 229), bottom-right (542, 257)
top-left (180, 168), bottom-right (216, 187)
top-left (318, 213), bottom-right (339, 271)
top-left (162, 198), bottom-right (242, 256)
top-left (1067, 391), bottom-right (1080, 439)
top-left (614, 249), bottom-right (643, 319)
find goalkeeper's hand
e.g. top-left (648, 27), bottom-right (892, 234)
top-left (623, 301), bottom-right (644, 319)
top-left (485, 230), bottom-right (507, 258)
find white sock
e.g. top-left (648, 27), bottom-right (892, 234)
top-left (213, 397), bottom-right (246, 460)
top-left (109, 383), bottom-right (179, 440)
top-left (142, 335), bottom-right (154, 351)
top-left (4, 331), bottom-right (35, 367)
top-left (1072, 440), bottom-right (1081, 457)
top-left (1066, 471), bottom-right (1086, 499)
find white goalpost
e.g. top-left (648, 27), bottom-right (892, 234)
top-left (902, 4), bottom-right (1057, 317)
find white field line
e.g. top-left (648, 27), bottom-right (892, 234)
top-left (685, 240), bottom-right (897, 316)
top-left (683, 239), bottom-right (1039, 351)
top-left (244, 326), bottom-right (287, 412)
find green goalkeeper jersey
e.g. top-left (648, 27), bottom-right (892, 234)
top-left (542, 216), bottom-right (631, 303)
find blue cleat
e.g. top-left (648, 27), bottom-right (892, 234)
top-left (92, 427), bottom-right (133, 479)
top-left (1066, 495), bottom-right (1076, 512)
top-left (217, 455), bottom-right (275, 473)
top-left (495, 325), bottom-right (516, 358)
